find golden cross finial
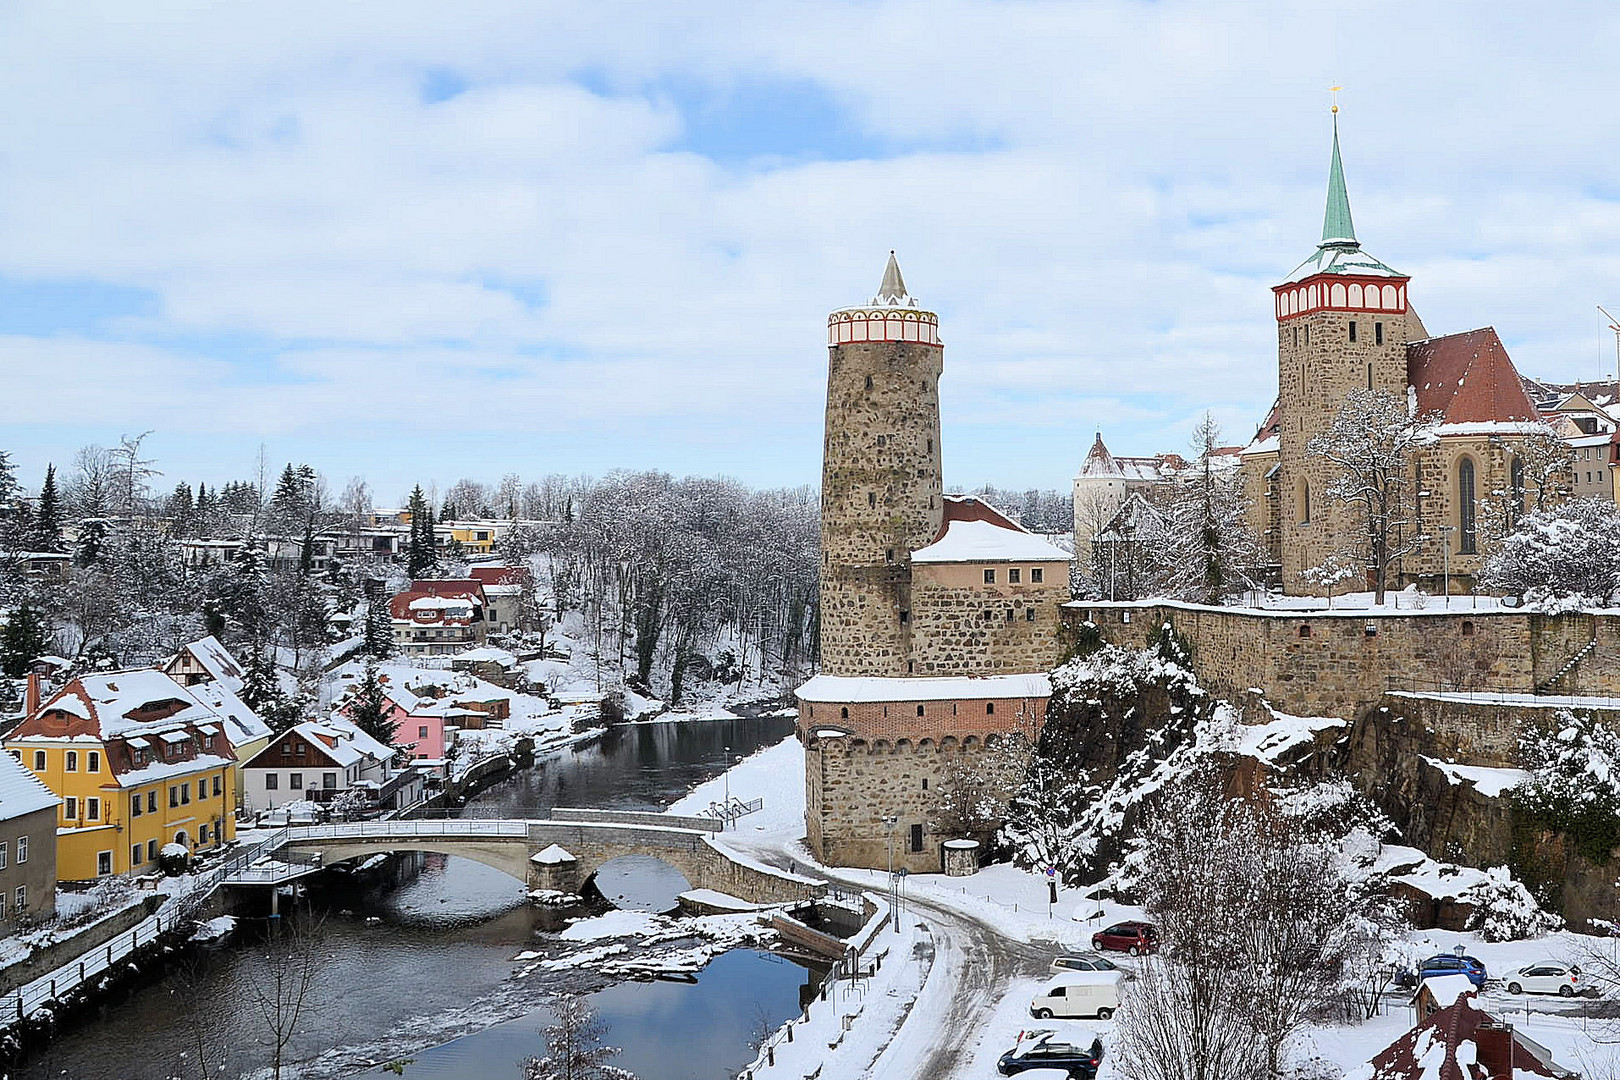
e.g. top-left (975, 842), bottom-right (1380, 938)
top-left (1329, 85), bottom-right (1343, 114)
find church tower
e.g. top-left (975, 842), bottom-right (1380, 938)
top-left (1273, 114), bottom-right (1423, 590)
top-left (819, 253), bottom-right (945, 675)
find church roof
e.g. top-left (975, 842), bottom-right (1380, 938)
top-left (1283, 116), bottom-right (1405, 284)
top-left (1407, 327), bottom-right (1542, 428)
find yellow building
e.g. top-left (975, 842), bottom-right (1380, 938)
top-left (6, 670), bottom-right (238, 881)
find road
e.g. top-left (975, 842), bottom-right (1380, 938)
top-left (733, 839), bottom-right (1053, 1079)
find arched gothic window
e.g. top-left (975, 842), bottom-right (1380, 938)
top-left (1458, 459), bottom-right (1477, 554)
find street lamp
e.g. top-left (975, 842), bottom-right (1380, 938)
top-left (722, 744), bottom-right (732, 827)
top-left (1438, 526), bottom-right (1455, 608)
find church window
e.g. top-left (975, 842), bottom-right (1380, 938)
top-left (1383, 285), bottom-right (1398, 308)
top-left (983, 568), bottom-right (996, 584)
top-left (1348, 321), bottom-right (1357, 343)
top-left (1300, 481), bottom-right (1311, 525)
top-left (1510, 457), bottom-right (1526, 523)
top-left (1375, 322), bottom-right (1384, 345)
top-left (1458, 459), bottom-right (1478, 554)
top-left (1331, 283), bottom-right (1346, 306)
top-left (1348, 283), bottom-right (1363, 307)
top-left (985, 702), bottom-right (995, 715)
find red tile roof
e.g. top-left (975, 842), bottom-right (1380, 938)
top-left (937, 495), bottom-right (1027, 536)
top-left (469, 566), bottom-right (532, 589)
top-left (1407, 327), bottom-right (1540, 425)
top-left (1369, 999), bottom-right (1567, 1080)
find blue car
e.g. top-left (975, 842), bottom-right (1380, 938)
top-left (1416, 954), bottom-right (1488, 988)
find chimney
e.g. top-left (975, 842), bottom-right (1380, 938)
top-left (1473, 1023), bottom-right (1514, 1078)
top-left (24, 673), bottom-right (41, 717)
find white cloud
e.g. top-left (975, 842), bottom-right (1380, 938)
top-left (0, 0), bottom-right (1616, 494)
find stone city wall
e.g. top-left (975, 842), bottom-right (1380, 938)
top-left (910, 566), bottom-right (1067, 677)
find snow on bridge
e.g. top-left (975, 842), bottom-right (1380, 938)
top-left (228, 813), bottom-right (826, 905)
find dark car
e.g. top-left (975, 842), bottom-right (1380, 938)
top-left (996, 1030), bottom-right (1105, 1079)
top-left (1415, 954), bottom-right (1488, 989)
top-left (1090, 921), bottom-right (1158, 956)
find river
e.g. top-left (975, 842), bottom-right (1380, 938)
top-left (18, 714), bottom-right (816, 1080)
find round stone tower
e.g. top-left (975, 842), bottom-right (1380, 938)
top-left (819, 253), bottom-right (945, 676)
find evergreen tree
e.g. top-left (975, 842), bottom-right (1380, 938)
top-left (166, 482), bottom-right (195, 539)
top-left (405, 485), bottom-right (439, 578)
top-left (240, 637), bottom-right (300, 732)
top-left (362, 580), bottom-right (395, 659)
top-left (75, 519), bottom-right (107, 568)
top-left (0, 602), bottom-right (49, 678)
top-left (194, 482), bottom-right (214, 538)
top-left (0, 450), bottom-right (20, 512)
top-left (33, 465), bottom-right (63, 553)
top-left (348, 659), bottom-right (397, 748)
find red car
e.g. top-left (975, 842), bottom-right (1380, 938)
top-left (1091, 921), bottom-right (1158, 955)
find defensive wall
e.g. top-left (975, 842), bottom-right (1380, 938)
top-left (1070, 601), bottom-right (1620, 720)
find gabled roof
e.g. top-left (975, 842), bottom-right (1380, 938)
top-left (244, 717), bottom-right (392, 770)
top-left (391, 580), bottom-right (485, 621)
top-left (0, 749), bottom-right (59, 820)
top-left (911, 496), bottom-right (1070, 564)
top-left (1407, 327), bottom-right (1541, 427)
top-left (183, 678), bottom-right (272, 749)
top-left (171, 635), bottom-right (248, 694)
top-left (468, 566), bottom-right (533, 589)
top-left (27, 670), bottom-right (214, 739)
top-left (1369, 999), bottom-right (1570, 1079)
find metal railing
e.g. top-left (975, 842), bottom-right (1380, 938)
top-left (1383, 676), bottom-right (1620, 709)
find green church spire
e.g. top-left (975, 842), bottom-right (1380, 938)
top-left (1320, 114), bottom-right (1357, 248)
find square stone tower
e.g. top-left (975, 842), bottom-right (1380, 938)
top-left (1272, 116), bottom-right (1424, 591)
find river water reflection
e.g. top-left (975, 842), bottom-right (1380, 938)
top-left (18, 715), bottom-right (808, 1080)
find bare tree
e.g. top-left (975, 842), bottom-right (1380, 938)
top-left (245, 915), bottom-right (325, 1080)
top-left (1307, 389), bottom-right (1440, 604)
top-left (64, 444), bottom-right (115, 518)
top-left (523, 996), bottom-right (637, 1080)
top-left (110, 430), bottom-right (161, 514)
top-left (928, 735), bottom-right (1030, 849)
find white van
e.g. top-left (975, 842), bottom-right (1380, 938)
top-left (1029, 971), bottom-right (1124, 1021)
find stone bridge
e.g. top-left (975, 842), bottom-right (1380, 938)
top-left (261, 814), bottom-right (825, 906)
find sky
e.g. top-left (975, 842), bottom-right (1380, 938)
top-left (2, 1), bottom-right (1619, 503)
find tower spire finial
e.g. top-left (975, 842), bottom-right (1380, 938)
top-left (1320, 92), bottom-right (1357, 249)
top-left (874, 250), bottom-right (910, 305)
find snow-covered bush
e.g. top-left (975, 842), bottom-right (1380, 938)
top-left (1481, 498), bottom-right (1620, 609)
top-left (1512, 709), bottom-right (1620, 863)
top-left (1460, 866), bottom-right (1562, 941)
top-left (159, 842), bottom-right (190, 876)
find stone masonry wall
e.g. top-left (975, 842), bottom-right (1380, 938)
top-left (800, 695), bottom-right (1047, 741)
top-left (803, 732), bottom-right (1025, 874)
top-left (910, 568), bottom-right (1067, 676)
top-left (819, 337), bottom-right (944, 676)
top-left (1074, 601), bottom-right (1620, 719)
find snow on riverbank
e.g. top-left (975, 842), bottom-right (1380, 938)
top-left (665, 732), bottom-right (805, 836)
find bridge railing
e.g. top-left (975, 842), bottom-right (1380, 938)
top-left (283, 820), bottom-right (530, 842)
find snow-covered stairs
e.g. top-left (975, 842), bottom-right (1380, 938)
top-left (1536, 634), bottom-right (1598, 694)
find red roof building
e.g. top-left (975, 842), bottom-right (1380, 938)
top-left (1369, 999), bottom-right (1573, 1079)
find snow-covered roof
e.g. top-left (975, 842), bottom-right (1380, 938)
top-left (0, 749), bottom-right (58, 820)
top-left (182, 678), bottom-right (272, 748)
top-left (531, 843), bottom-right (577, 865)
top-left (796, 673), bottom-right (1052, 703)
top-left (409, 595), bottom-right (472, 611)
top-left (1283, 242), bottom-right (1404, 283)
top-left (1420, 974), bottom-right (1477, 1010)
top-left (36, 670), bottom-right (214, 738)
top-left (911, 519), bottom-right (1069, 564)
top-left (171, 635), bottom-right (247, 694)
top-left (453, 646), bottom-right (519, 666)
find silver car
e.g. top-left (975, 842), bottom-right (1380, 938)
top-left (1050, 952), bottom-right (1123, 975)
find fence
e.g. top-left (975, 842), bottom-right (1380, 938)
top-left (1383, 678), bottom-right (1620, 710)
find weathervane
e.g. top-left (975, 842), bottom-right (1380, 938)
top-left (1329, 85), bottom-right (1343, 114)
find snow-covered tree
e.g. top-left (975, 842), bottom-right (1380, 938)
top-left (522, 997), bottom-right (636, 1080)
top-left (33, 465), bottom-right (63, 553)
top-left (362, 581), bottom-right (395, 659)
top-left (0, 602), bottom-right (49, 678)
top-left (928, 735), bottom-right (1029, 852)
top-left (1481, 498), bottom-right (1620, 609)
top-left (1512, 708), bottom-right (1620, 866)
top-left (1306, 388), bottom-right (1440, 604)
top-left (1140, 415), bottom-right (1263, 604)
top-left (405, 485), bottom-right (439, 579)
top-left (348, 659), bottom-right (398, 749)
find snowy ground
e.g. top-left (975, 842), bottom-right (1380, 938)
top-left (687, 730), bottom-right (1617, 1079)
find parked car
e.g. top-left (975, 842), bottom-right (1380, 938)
top-left (1091, 921), bottom-right (1158, 955)
top-left (997, 1029), bottom-right (1105, 1078)
top-left (1415, 954), bottom-right (1488, 989)
top-left (1029, 971), bottom-right (1126, 1020)
top-left (1506, 962), bottom-right (1588, 997)
top-left (1051, 953), bottom-right (1122, 975)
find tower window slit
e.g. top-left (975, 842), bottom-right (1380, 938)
top-left (1349, 321), bottom-right (1357, 342)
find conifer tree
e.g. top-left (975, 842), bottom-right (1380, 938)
top-left (405, 485), bottom-right (439, 578)
top-left (75, 519), bottom-right (107, 567)
top-left (362, 580), bottom-right (395, 658)
top-left (348, 659), bottom-right (398, 748)
top-left (0, 602), bottom-right (49, 678)
top-left (33, 465), bottom-right (63, 553)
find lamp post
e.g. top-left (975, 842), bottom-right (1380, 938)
top-left (1438, 525), bottom-right (1455, 608)
top-left (883, 814), bottom-right (898, 916)
top-left (722, 744), bottom-right (732, 827)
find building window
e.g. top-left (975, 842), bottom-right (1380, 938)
top-left (323, 773), bottom-right (337, 789)
top-left (181, 783), bottom-right (191, 805)
top-left (87, 751), bottom-right (99, 773)
top-left (97, 851), bottom-right (112, 876)
top-left (1026, 608), bottom-right (1037, 621)
top-left (983, 568), bottom-right (996, 584)
top-left (1300, 481), bottom-right (1311, 525)
top-left (1458, 459), bottom-right (1478, 554)
top-left (147, 791), bottom-right (157, 813)
top-left (915, 704), bottom-right (925, 717)
top-left (14, 887), bottom-right (23, 915)
top-left (1367, 363), bottom-right (1373, 391)
top-left (0, 843), bottom-right (8, 870)
top-left (899, 610), bottom-right (910, 623)
top-left (290, 773), bottom-right (303, 790)
top-left (31, 751), bottom-right (44, 772)
top-left (1299, 624), bottom-right (1312, 639)
top-left (17, 836), bottom-right (27, 864)
top-left (266, 773), bottom-right (279, 790)
top-left (1005, 609), bottom-right (1014, 622)
top-left (419, 726), bottom-right (430, 739)
top-left (147, 840), bottom-right (158, 862)
top-left (985, 702), bottom-right (995, 715)
top-left (169, 786), bottom-right (178, 808)
top-left (865, 375), bottom-right (873, 390)
top-left (1510, 457), bottom-right (1526, 523)
top-left (1461, 621), bottom-right (1476, 637)
top-left (87, 798), bottom-right (100, 822)
top-left (1348, 321), bottom-right (1357, 342)
top-left (65, 751), bottom-right (77, 773)
top-left (132, 843), bottom-right (144, 866)
top-left (885, 548), bottom-right (895, 562)
top-left (909, 824), bottom-right (924, 853)
top-left (132, 794), bottom-right (143, 817)
top-left (213, 775), bottom-right (222, 797)
top-left (65, 797), bottom-right (77, 819)
top-left (867, 493), bottom-right (876, 509)
top-left (840, 708), bottom-right (849, 720)
top-left (1030, 568), bottom-right (1044, 583)
top-left (1008, 568), bottom-right (1021, 584)
top-left (1375, 322), bottom-right (1384, 345)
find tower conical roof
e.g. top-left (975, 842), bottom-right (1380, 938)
top-left (1321, 116), bottom-right (1357, 248)
top-left (866, 251), bottom-right (920, 307)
